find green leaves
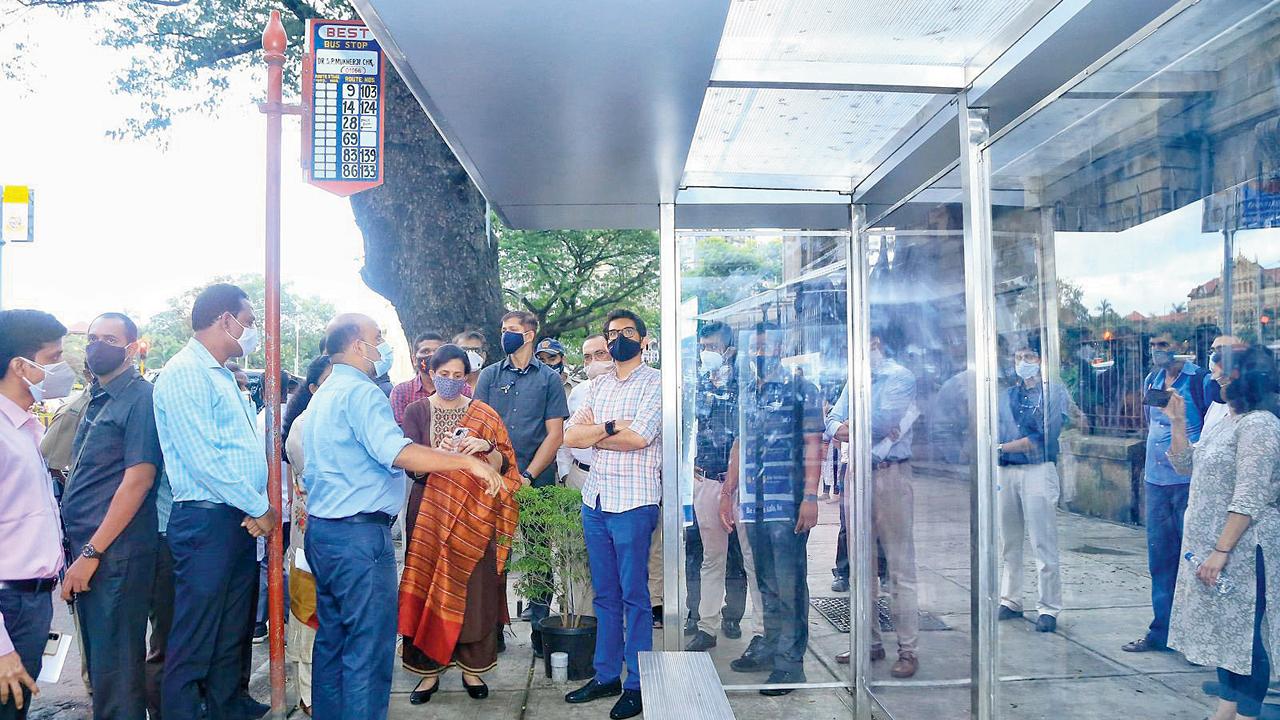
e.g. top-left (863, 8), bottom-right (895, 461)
top-left (509, 485), bottom-right (593, 626)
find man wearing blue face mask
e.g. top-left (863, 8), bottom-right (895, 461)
top-left (302, 313), bottom-right (504, 720)
top-left (153, 282), bottom-right (275, 720)
top-left (1122, 331), bottom-right (1211, 654)
top-left (995, 332), bottom-right (1078, 634)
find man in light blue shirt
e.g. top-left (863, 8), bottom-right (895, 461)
top-left (302, 313), bottom-right (502, 720)
top-left (152, 283), bottom-right (275, 720)
top-left (824, 329), bottom-right (921, 678)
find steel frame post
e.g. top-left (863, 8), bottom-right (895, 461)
top-left (659, 202), bottom-right (682, 650)
top-left (845, 203), bottom-right (872, 719)
top-left (958, 93), bottom-right (998, 720)
top-left (260, 12), bottom-right (288, 718)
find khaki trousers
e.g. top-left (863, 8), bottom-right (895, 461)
top-left (693, 475), bottom-right (759, 635)
top-left (998, 462), bottom-right (1063, 617)
top-left (869, 461), bottom-right (920, 653)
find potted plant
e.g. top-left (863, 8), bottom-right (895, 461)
top-left (511, 485), bottom-right (597, 680)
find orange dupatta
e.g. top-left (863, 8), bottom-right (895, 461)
top-left (396, 399), bottom-right (522, 666)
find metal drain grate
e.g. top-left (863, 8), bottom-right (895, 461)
top-left (810, 596), bottom-right (951, 633)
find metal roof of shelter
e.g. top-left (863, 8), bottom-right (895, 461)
top-left (350, 0), bottom-right (1200, 230)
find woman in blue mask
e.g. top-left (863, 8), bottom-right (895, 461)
top-left (397, 345), bottom-right (523, 704)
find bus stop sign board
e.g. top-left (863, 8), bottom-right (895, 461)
top-left (305, 19), bottom-right (385, 196)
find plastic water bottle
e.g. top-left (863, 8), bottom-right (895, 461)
top-left (1184, 552), bottom-right (1233, 595)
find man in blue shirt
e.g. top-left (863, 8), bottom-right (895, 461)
top-left (826, 329), bottom-right (920, 678)
top-left (153, 283), bottom-right (275, 720)
top-left (1123, 332), bottom-right (1210, 654)
top-left (302, 313), bottom-right (502, 720)
top-left (995, 333), bottom-right (1076, 634)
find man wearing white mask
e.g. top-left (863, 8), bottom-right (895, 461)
top-left (0, 309), bottom-right (71, 720)
top-left (153, 283), bottom-right (276, 720)
top-left (994, 332), bottom-right (1075, 634)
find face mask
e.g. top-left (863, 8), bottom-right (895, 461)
top-left (225, 314), bottom-right (259, 357)
top-left (360, 340), bottom-right (394, 378)
top-left (466, 350), bottom-right (486, 372)
top-left (501, 331), bottom-right (527, 355)
top-left (20, 359), bottom-right (76, 403)
top-left (700, 350), bottom-right (724, 374)
top-left (1151, 350), bottom-right (1172, 368)
top-left (545, 359), bottom-right (563, 373)
top-left (433, 374), bottom-right (467, 400)
top-left (585, 360), bottom-right (613, 380)
top-left (86, 340), bottom-right (131, 377)
top-left (608, 335), bottom-right (642, 362)
top-left (1015, 360), bottom-right (1040, 381)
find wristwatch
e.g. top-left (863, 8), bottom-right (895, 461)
top-left (81, 543), bottom-right (101, 560)
top-left (803, 493), bottom-right (819, 503)
top-left (521, 470), bottom-right (535, 484)
top-left (604, 420), bottom-right (619, 436)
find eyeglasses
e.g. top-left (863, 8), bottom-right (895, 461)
top-left (604, 327), bottom-right (639, 341)
top-left (585, 350), bottom-right (612, 362)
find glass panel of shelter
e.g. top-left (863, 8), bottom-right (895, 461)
top-left (676, 229), bottom-right (853, 691)
top-left (983, 0), bottom-right (1280, 717)
top-left (862, 196), bottom-right (975, 719)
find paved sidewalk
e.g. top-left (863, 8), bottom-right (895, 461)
top-left (28, 465), bottom-right (1239, 719)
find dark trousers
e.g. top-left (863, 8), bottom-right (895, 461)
top-left (255, 524), bottom-right (292, 626)
top-left (78, 545), bottom-right (156, 720)
top-left (162, 503), bottom-right (256, 720)
top-left (747, 521), bottom-right (810, 674)
top-left (306, 517), bottom-right (397, 720)
top-left (0, 588), bottom-right (53, 720)
top-left (1144, 481), bottom-right (1189, 646)
top-left (684, 508), bottom-right (747, 623)
top-left (582, 501), bottom-right (659, 691)
top-left (835, 492), bottom-right (849, 582)
top-left (146, 535), bottom-right (174, 720)
top-left (1218, 547), bottom-right (1270, 717)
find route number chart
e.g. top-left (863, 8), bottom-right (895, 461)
top-left (305, 20), bottom-right (386, 195)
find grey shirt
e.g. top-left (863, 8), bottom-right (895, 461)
top-left (62, 367), bottom-right (163, 555)
top-left (475, 355), bottom-right (569, 487)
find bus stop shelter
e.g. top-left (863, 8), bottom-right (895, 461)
top-left (346, 1), bottom-right (1280, 717)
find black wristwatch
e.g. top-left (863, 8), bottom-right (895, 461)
top-left (81, 543), bottom-right (101, 560)
top-left (521, 470), bottom-right (535, 484)
top-left (604, 420), bottom-right (619, 436)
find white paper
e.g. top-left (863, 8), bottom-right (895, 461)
top-left (872, 404), bottom-right (920, 461)
top-left (38, 631), bottom-right (72, 684)
top-left (293, 540), bottom-right (312, 574)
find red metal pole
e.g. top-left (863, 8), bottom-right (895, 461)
top-left (261, 11), bottom-right (288, 719)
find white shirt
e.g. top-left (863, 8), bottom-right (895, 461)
top-left (557, 379), bottom-right (595, 477)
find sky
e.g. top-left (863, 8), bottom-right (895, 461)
top-left (0, 13), bottom-right (414, 375)
top-left (1057, 200), bottom-right (1280, 317)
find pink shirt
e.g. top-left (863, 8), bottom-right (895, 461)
top-left (0, 393), bottom-right (64, 655)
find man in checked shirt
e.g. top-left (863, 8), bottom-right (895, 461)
top-left (562, 309), bottom-right (661, 720)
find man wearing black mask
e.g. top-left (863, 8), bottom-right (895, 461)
top-left (60, 312), bottom-right (163, 719)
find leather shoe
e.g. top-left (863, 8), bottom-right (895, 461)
top-left (683, 617), bottom-right (699, 636)
top-left (997, 606), bottom-right (1023, 621)
top-left (760, 669), bottom-right (805, 696)
top-left (1036, 614), bottom-right (1057, 633)
top-left (566, 678), bottom-right (623, 704)
top-left (870, 645), bottom-right (886, 662)
top-left (721, 618), bottom-right (742, 639)
top-left (730, 636), bottom-right (773, 673)
top-left (409, 678), bottom-right (440, 705)
top-left (836, 651), bottom-right (850, 664)
top-left (890, 652), bottom-right (918, 678)
top-left (831, 577), bottom-right (850, 593)
top-left (463, 677), bottom-right (489, 700)
top-left (296, 700), bottom-right (312, 717)
top-left (609, 689), bottom-right (643, 720)
top-left (1122, 637), bottom-right (1167, 653)
top-left (685, 630), bottom-right (717, 652)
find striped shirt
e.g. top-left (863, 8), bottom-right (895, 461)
top-left (567, 363), bottom-right (662, 513)
top-left (153, 338), bottom-right (268, 517)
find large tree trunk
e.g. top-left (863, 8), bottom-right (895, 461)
top-left (349, 68), bottom-right (504, 356)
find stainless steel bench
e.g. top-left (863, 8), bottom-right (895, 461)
top-left (638, 651), bottom-right (735, 719)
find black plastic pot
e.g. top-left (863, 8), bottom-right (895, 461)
top-left (537, 615), bottom-right (597, 681)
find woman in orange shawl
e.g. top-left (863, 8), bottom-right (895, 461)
top-left (397, 344), bottom-right (523, 703)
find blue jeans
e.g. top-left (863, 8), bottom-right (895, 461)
top-left (306, 517), bottom-right (397, 720)
top-left (163, 503), bottom-right (256, 720)
top-left (747, 521), bottom-right (810, 674)
top-left (0, 588), bottom-right (52, 720)
top-left (1144, 482), bottom-right (1189, 646)
top-left (1218, 547), bottom-right (1270, 717)
top-left (582, 501), bottom-right (659, 691)
top-left (77, 544), bottom-right (156, 720)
